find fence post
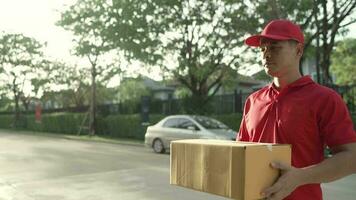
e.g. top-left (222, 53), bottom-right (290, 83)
top-left (141, 96), bottom-right (150, 124)
top-left (234, 90), bottom-right (242, 113)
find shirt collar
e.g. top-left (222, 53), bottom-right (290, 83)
top-left (269, 75), bottom-right (314, 93)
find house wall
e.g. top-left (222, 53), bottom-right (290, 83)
top-left (153, 91), bottom-right (173, 100)
top-left (301, 57), bottom-right (336, 82)
top-left (302, 57), bottom-right (317, 80)
top-left (235, 83), bottom-right (257, 93)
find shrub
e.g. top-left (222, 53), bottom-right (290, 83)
top-left (0, 112), bottom-right (245, 140)
top-left (0, 114), bottom-right (13, 129)
top-left (210, 113), bottom-right (243, 131)
top-left (27, 113), bottom-right (85, 134)
top-left (102, 114), bottom-right (144, 139)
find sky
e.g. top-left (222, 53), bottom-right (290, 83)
top-left (0, 0), bottom-right (76, 64)
top-left (0, 0), bottom-right (157, 87)
top-left (0, 0), bottom-right (355, 80)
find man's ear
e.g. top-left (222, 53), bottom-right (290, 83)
top-left (296, 43), bottom-right (304, 57)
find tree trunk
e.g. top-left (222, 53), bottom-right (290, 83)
top-left (21, 97), bottom-right (30, 112)
top-left (12, 77), bottom-right (20, 127)
top-left (316, 31), bottom-right (321, 84)
top-left (14, 94), bottom-right (20, 127)
top-left (89, 63), bottom-right (97, 136)
top-left (269, 0), bottom-right (281, 18)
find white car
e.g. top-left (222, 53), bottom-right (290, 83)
top-left (144, 115), bottom-right (237, 153)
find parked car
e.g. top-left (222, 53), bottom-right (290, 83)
top-left (144, 115), bottom-right (237, 153)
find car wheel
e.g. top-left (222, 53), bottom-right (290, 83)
top-left (153, 139), bottom-right (165, 153)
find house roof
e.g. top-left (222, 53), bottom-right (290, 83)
top-left (141, 77), bottom-right (175, 91)
top-left (251, 70), bottom-right (272, 82)
top-left (236, 74), bottom-right (263, 85)
top-left (163, 73), bottom-right (264, 88)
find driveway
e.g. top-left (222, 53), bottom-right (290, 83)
top-left (0, 130), bottom-right (354, 200)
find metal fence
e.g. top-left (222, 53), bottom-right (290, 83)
top-left (1, 85), bottom-right (354, 116)
top-left (146, 91), bottom-right (250, 115)
top-left (327, 84), bottom-right (356, 114)
top-left (143, 84), bottom-right (356, 115)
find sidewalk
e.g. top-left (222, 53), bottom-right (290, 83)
top-left (0, 128), bottom-right (144, 147)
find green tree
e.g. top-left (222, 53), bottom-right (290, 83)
top-left (0, 94), bottom-right (12, 112)
top-left (0, 33), bottom-right (44, 127)
top-left (58, 0), bottom-right (356, 114)
top-left (42, 61), bottom-right (91, 107)
top-left (311, 0), bottom-right (356, 85)
top-left (19, 59), bottom-right (57, 112)
top-left (331, 38), bottom-right (356, 85)
top-left (117, 78), bottom-right (150, 113)
top-left (244, 0), bottom-right (356, 85)
top-left (40, 61), bottom-right (119, 111)
top-left (58, 2), bottom-right (121, 135)
top-left (58, 0), bottom-right (257, 114)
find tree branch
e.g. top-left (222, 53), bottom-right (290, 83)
top-left (340, 18), bottom-right (356, 28)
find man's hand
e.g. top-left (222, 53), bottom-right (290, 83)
top-left (261, 162), bottom-right (305, 200)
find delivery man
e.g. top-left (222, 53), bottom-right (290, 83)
top-left (237, 19), bottom-right (356, 200)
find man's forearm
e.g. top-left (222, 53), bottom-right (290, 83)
top-left (301, 150), bottom-right (356, 185)
top-left (262, 143), bottom-right (356, 199)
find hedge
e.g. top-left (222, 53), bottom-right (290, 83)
top-left (0, 113), bottom-right (85, 134)
top-left (211, 113), bottom-right (243, 132)
top-left (98, 114), bottom-right (165, 139)
top-left (0, 113), bottom-right (168, 140)
top-left (0, 112), bottom-right (354, 140)
top-left (0, 114), bottom-right (14, 129)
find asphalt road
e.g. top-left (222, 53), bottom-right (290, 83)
top-left (0, 130), bottom-right (355, 200)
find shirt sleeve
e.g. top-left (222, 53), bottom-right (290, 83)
top-left (318, 91), bottom-right (356, 147)
top-left (237, 115), bottom-right (249, 141)
top-left (237, 97), bottom-right (251, 142)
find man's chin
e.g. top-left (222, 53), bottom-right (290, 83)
top-left (264, 68), bottom-right (277, 77)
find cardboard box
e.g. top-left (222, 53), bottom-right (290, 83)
top-left (170, 139), bottom-right (291, 200)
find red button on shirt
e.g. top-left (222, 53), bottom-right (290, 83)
top-left (238, 76), bottom-right (356, 200)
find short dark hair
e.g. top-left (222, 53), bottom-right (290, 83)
top-left (288, 40), bottom-right (299, 46)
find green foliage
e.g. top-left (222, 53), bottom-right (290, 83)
top-left (101, 114), bottom-right (140, 138)
top-left (174, 87), bottom-right (191, 99)
top-left (57, 0), bottom-right (257, 114)
top-left (0, 33), bottom-right (46, 126)
top-left (117, 78), bottom-right (150, 113)
top-left (40, 62), bottom-right (91, 107)
top-left (252, 0), bottom-right (313, 25)
top-left (58, 0), bottom-right (121, 83)
top-left (211, 113), bottom-right (243, 131)
top-left (96, 84), bottom-right (119, 105)
top-left (55, 0), bottom-right (355, 114)
top-left (58, 1), bottom-right (125, 135)
top-left (0, 114), bottom-right (14, 129)
top-left (26, 113), bottom-right (85, 134)
top-left (118, 78), bottom-right (149, 101)
top-left (149, 114), bottom-right (166, 125)
top-left (252, 70), bottom-right (272, 82)
top-left (0, 95), bottom-right (13, 112)
top-left (98, 114), bottom-right (163, 139)
top-left (352, 114), bottom-right (356, 129)
top-left (0, 112), bottom-right (247, 140)
top-left (310, 1), bottom-right (355, 84)
top-left (41, 89), bottom-right (89, 108)
top-left (4, 111), bottom-right (354, 140)
top-left (331, 38), bottom-right (356, 86)
top-left (181, 96), bottom-right (215, 114)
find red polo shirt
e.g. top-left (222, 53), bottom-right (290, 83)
top-left (238, 76), bottom-right (356, 200)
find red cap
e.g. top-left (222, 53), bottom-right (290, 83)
top-left (245, 19), bottom-right (304, 47)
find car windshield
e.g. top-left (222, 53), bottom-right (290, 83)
top-left (192, 116), bottom-right (229, 129)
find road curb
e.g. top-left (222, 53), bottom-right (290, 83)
top-left (0, 129), bottom-right (144, 147)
